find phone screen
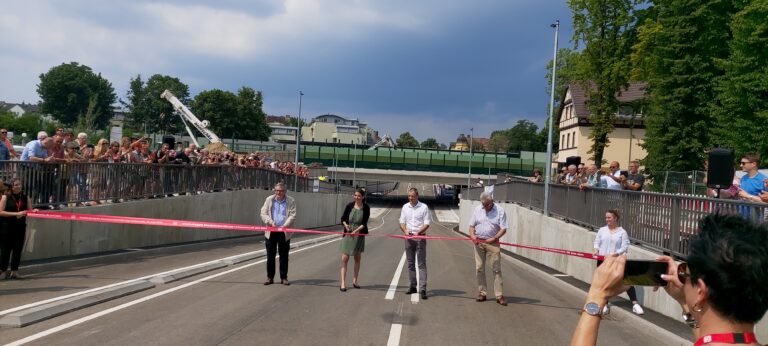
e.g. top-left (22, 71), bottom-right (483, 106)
top-left (623, 260), bottom-right (668, 286)
top-left (620, 170), bottom-right (629, 177)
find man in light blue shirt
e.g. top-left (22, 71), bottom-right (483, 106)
top-left (260, 182), bottom-right (297, 285)
top-left (20, 137), bottom-right (53, 162)
top-left (469, 192), bottom-right (508, 306)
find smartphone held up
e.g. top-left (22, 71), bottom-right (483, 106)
top-left (622, 259), bottom-right (668, 286)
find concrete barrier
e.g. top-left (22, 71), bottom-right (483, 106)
top-left (459, 199), bottom-right (768, 341)
top-left (24, 189), bottom-right (346, 261)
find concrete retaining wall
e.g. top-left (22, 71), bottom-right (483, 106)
top-left (459, 199), bottom-right (768, 340)
top-left (24, 189), bottom-right (346, 261)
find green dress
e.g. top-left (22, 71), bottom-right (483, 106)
top-left (340, 207), bottom-right (366, 255)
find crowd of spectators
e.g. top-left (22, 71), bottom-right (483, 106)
top-left (4, 128), bottom-right (310, 207)
top-left (549, 160), bottom-right (645, 192)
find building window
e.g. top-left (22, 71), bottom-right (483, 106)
top-left (561, 134), bottom-right (565, 149)
top-left (571, 132), bottom-right (575, 148)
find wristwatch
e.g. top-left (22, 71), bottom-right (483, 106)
top-left (583, 302), bottom-right (603, 318)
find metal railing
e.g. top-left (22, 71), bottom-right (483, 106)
top-left (465, 181), bottom-right (767, 257)
top-left (0, 161), bottom-right (322, 208)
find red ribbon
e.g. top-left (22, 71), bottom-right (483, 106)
top-left (28, 211), bottom-right (604, 261)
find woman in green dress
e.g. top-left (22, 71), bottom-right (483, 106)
top-left (339, 188), bottom-right (370, 291)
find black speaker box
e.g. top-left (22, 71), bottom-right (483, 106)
top-left (565, 156), bottom-right (581, 167)
top-left (162, 135), bottom-right (176, 149)
top-left (707, 148), bottom-right (735, 188)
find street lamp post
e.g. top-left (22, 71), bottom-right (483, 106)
top-left (353, 142), bottom-right (357, 189)
top-left (543, 20), bottom-right (560, 217)
top-left (294, 91), bottom-right (304, 191)
top-left (467, 128), bottom-right (474, 189)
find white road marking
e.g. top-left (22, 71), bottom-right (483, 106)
top-left (5, 238), bottom-right (341, 346)
top-left (411, 256), bottom-right (419, 304)
top-left (385, 252), bottom-right (407, 300)
top-left (553, 274), bottom-right (570, 277)
top-left (386, 324), bottom-right (402, 346)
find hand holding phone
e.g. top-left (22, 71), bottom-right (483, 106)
top-left (623, 259), bottom-right (668, 286)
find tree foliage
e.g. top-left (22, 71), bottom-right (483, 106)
top-left (123, 74), bottom-right (190, 134)
top-left (568, 0), bottom-right (641, 164)
top-left (191, 87), bottom-right (271, 141)
top-left (37, 62), bottom-right (116, 129)
top-left (490, 120), bottom-right (546, 152)
top-left (0, 111), bottom-right (58, 143)
top-left (395, 132), bottom-right (419, 148)
top-left (633, 0), bottom-right (741, 173)
top-left (712, 0), bottom-right (768, 164)
top-left (420, 138), bottom-right (440, 149)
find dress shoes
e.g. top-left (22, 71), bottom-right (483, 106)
top-left (405, 287), bottom-right (417, 295)
top-left (353, 283), bottom-right (361, 289)
top-left (496, 296), bottom-right (507, 306)
top-left (340, 287), bottom-right (347, 292)
top-left (476, 294), bottom-right (487, 302)
top-left (281, 279), bottom-right (290, 286)
top-left (420, 290), bottom-right (428, 300)
top-left (263, 279), bottom-right (274, 285)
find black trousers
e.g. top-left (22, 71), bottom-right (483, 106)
top-left (265, 232), bottom-right (290, 280)
top-left (0, 225), bottom-right (26, 272)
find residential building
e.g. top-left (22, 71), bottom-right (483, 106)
top-left (556, 82), bottom-right (647, 166)
top-left (301, 114), bottom-right (373, 145)
top-left (0, 102), bottom-right (40, 117)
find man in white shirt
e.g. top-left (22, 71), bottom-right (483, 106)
top-left (600, 161), bottom-right (624, 190)
top-left (469, 192), bottom-right (508, 306)
top-left (399, 187), bottom-right (431, 300)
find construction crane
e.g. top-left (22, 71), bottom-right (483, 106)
top-left (369, 134), bottom-right (394, 150)
top-left (160, 89), bottom-right (223, 148)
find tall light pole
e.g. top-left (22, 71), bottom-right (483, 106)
top-left (467, 128), bottom-right (474, 189)
top-left (294, 91), bottom-right (304, 191)
top-left (353, 142), bottom-right (357, 189)
top-left (543, 20), bottom-right (559, 217)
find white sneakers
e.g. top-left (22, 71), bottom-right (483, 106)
top-left (632, 303), bottom-right (645, 315)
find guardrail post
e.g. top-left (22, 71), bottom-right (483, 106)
top-left (669, 197), bottom-right (681, 254)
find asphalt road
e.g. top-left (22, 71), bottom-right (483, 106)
top-left (0, 199), bottom-right (686, 345)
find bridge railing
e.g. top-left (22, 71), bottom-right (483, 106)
top-left (0, 161), bottom-right (323, 208)
top-left (465, 181), bottom-right (767, 257)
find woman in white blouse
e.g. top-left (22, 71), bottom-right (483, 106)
top-left (593, 209), bottom-right (644, 315)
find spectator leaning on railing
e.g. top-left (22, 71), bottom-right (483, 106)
top-left (600, 161), bottom-right (624, 190)
top-left (580, 164), bottom-right (600, 190)
top-left (0, 128), bottom-right (16, 159)
top-left (736, 153), bottom-right (766, 204)
top-left (623, 161), bottom-right (644, 191)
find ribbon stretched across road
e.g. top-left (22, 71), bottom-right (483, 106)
top-left (27, 210), bottom-right (605, 262)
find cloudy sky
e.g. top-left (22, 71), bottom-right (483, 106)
top-left (0, 0), bottom-right (573, 145)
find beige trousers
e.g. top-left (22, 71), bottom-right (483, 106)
top-left (475, 242), bottom-right (502, 298)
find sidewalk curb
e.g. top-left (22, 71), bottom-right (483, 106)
top-left (149, 262), bottom-right (229, 284)
top-left (0, 280), bottom-right (155, 328)
top-left (0, 233), bottom-right (341, 328)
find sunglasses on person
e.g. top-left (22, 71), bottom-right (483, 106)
top-left (740, 161), bottom-right (753, 165)
top-left (678, 262), bottom-right (691, 284)
top-left (0, 131), bottom-right (6, 134)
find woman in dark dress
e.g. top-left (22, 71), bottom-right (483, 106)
top-left (339, 188), bottom-right (370, 291)
top-left (0, 179), bottom-right (35, 279)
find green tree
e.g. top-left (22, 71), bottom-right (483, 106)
top-left (191, 87), bottom-right (271, 141)
top-left (420, 138), bottom-right (440, 149)
top-left (497, 120), bottom-right (545, 152)
top-left (123, 74), bottom-right (190, 134)
top-left (191, 89), bottom-right (239, 140)
top-left (633, 0), bottom-right (741, 173)
top-left (395, 132), bottom-right (419, 148)
top-left (488, 131), bottom-right (509, 152)
top-left (37, 62), bottom-right (116, 129)
top-left (569, 0), bottom-right (641, 164)
top-left (235, 87), bottom-right (271, 141)
top-left (712, 0), bottom-right (768, 164)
